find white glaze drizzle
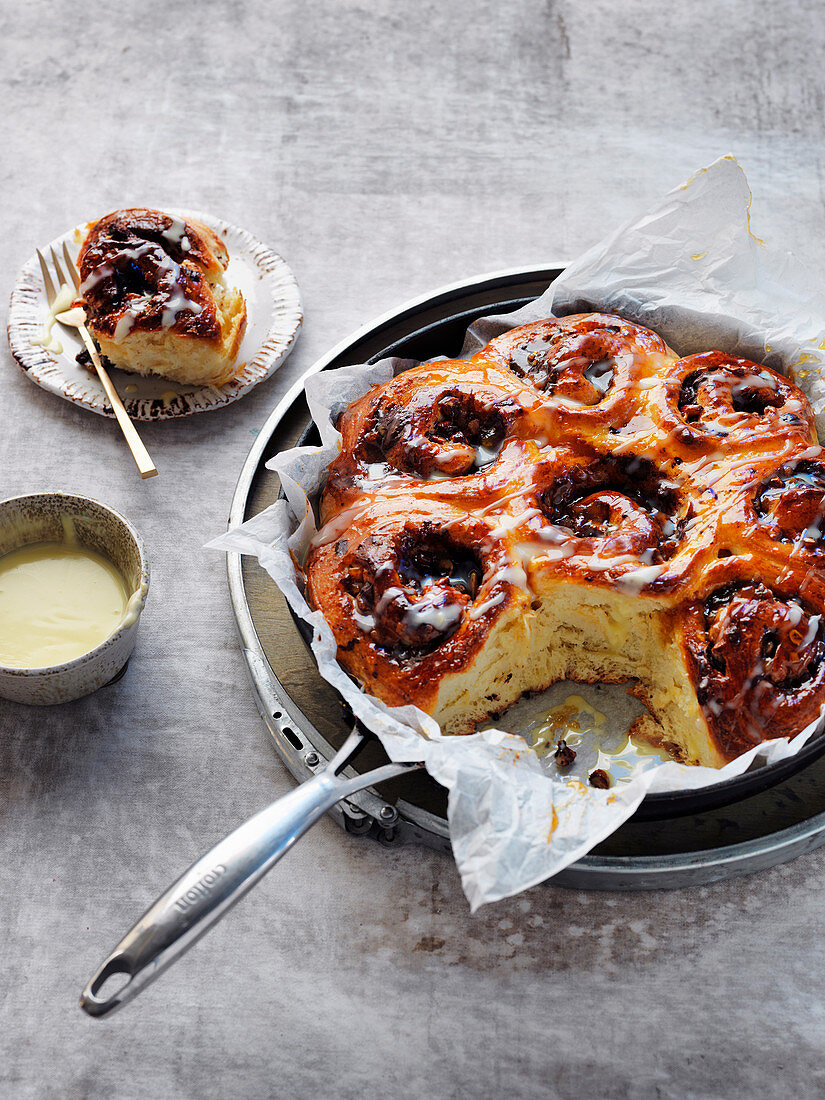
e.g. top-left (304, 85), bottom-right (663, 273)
top-left (80, 239), bottom-right (203, 333)
top-left (787, 601), bottom-right (804, 627)
top-left (161, 282), bottom-right (203, 329)
top-left (616, 563), bottom-right (668, 594)
top-left (467, 591), bottom-right (506, 620)
top-left (112, 293), bottom-right (153, 341)
top-left (311, 501), bottom-right (370, 548)
top-left (802, 615), bottom-right (822, 648)
top-left (162, 215), bottom-right (192, 252)
top-left (404, 600), bottom-right (464, 632)
top-left (488, 508), bottom-right (543, 539)
top-left (29, 282), bottom-right (73, 353)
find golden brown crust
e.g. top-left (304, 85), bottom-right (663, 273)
top-left (305, 499), bottom-right (532, 713)
top-left (304, 312), bottom-right (825, 765)
top-left (78, 208), bottom-right (229, 341)
top-left (681, 562), bottom-right (825, 759)
top-left (483, 313), bottom-right (672, 425)
top-left (76, 208), bottom-right (247, 387)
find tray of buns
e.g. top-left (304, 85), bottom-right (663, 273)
top-left (226, 265), bottom-right (825, 890)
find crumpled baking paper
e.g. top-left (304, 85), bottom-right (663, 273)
top-left (209, 156), bottom-right (825, 910)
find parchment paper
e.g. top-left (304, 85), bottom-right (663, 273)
top-left (210, 157), bottom-right (825, 909)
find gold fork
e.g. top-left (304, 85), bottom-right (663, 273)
top-left (37, 243), bottom-right (158, 479)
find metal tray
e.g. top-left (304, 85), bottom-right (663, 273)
top-left (227, 265), bottom-right (825, 889)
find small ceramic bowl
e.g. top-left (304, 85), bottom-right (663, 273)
top-left (0, 492), bottom-right (149, 705)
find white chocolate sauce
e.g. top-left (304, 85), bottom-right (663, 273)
top-left (112, 293), bottom-right (153, 341)
top-left (30, 282), bottom-right (74, 354)
top-left (160, 283), bottom-right (203, 330)
top-left (0, 541), bottom-right (131, 668)
top-left (162, 216), bottom-right (192, 252)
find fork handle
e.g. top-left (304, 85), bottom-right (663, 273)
top-left (76, 326), bottom-right (158, 479)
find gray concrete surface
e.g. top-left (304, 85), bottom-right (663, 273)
top-left (2, 1), bottom-right (825, 1096)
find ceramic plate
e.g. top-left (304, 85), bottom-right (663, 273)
top-left (7, 210), bottom-right (302, 421)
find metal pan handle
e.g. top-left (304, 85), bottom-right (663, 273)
top-left (80, 729), bottom-right (419, 1017)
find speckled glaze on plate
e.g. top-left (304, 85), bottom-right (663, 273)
top-left (7, 210), bottom-right (303, 421)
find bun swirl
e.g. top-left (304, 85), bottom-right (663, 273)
top-left (656, 351), bottom-right (816, 454)
top-left (356, 379), bottom-right (519, 479)
top-left (306, 501), bottom-right (532, 714)
top-left (536, 453), bottom-right (688, 567)
top-left (484, 314), bottom-right (675, 438)
top-left (754, 456), bottom-right (825, 554)
top-left (683, 577), bottom-right (825, 759)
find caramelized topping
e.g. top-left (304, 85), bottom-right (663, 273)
top-left (539, 455), bottom-right (688, 563)
top-left (754, 460), bottom-right (825, 550)
top-left (507, 322), bottom-right (626, 400)
top-left (676, 352), bottom-right (802, 438)
top-left (77, 209), bottom-right (225, 340)
top-left (428, 392), bottom-right (506, 456)
top-left (493, 313), bottom-right (669, 410)
top-left (686, 580), bottom-right (825, 754)
top-left (703, 582), bottom-right (824, 690)
top-left (342, 524), bottom-right (484, 659)
top-left (359, 389), bottom-right (514, 478)
top-left (80, 240), bottom-right (205, 330)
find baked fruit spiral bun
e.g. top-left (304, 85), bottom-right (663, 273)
top-left (303, 312), bottom-right (825, 767)
top-left (681, 565), bottom-right (825, 764)
top-left (77, 208), bottom-right (247, 386)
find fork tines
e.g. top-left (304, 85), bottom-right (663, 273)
top-left (36, 249), bottom-right (57, 306)
top-left (37, 242), bottom-right (81, 307)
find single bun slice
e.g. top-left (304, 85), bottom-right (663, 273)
top-left (304, 313), bottom-right (825, 769)
top-left (77, 208), bottom-right (247, 386)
